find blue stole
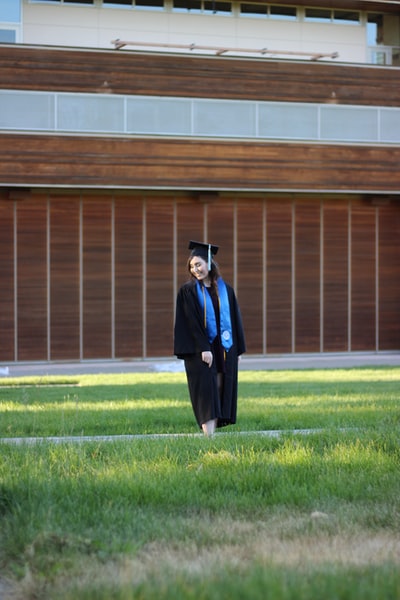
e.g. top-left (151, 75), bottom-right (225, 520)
top-left (196, 279), bottom-right (233, 351)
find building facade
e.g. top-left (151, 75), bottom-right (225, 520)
top-left (0, 0), bottom-right (399, 363)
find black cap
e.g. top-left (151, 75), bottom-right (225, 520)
top-left (188, 240), bottom-right (219, 269)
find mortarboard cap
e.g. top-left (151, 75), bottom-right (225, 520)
top-left (188, 240), bottom-right (219, 270)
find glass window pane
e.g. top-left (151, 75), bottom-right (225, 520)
top-left (371, 50), bottom-right (387, 65)
top-left (127, 97), bottom-right (191, 135)
top-left (305, 8), bottom-right (331, 22)
top-left (203, 1), bottom-right (231, 14)
top-left (0, 1), bottom-right (20, 21)
top-left (58, 95), bottom-right (124, 132)
top-left (258, 103), bottom-right (318, 139)
top-left (103, 0), bottom-right (132, 6)
top-left (240, 3), bottom-right (267, 17)
top-left (172, 0), bottom-right (201, 11)
top-left (367, 14), bottom-right (383, 45)
top-left (320, 106), bottom-right (378, 142)
top-left (380, 108), bottom-right (400, 143)
top-left (0, 29), bottom-right (16, 42)
top-left (193, 100), bottom-right (255, 137)
top-left (333, 11), bottom-right (360, 24)
top-left (0, 92), bottom-right (55, 130)
top-left (270, 5), bottom-right (296, 20)
top-left (135, 0), bottom-right (164, 8)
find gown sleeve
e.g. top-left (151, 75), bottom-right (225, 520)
top-left (174, 283), bottom-right (211, 358)
top-left (228, 285), bottom-right (246, 356)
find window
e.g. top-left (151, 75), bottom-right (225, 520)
top-left (173, 0), bottom-right (201, 11)
top-left (30, 0), bottom-right (95, 3)
top-left (0, 29), bottom-right (16, 42)
top-left (172, 0), bottom-right (231, 13)
top-left (103, 0), bottom-right (132, 5)
top-left (305, 8), bottom-right (360, 24)
top-left (240, 3), bottom-right (296, 19)
top-left (135, 0), bottom-right (164, 8)
top-left (305, 8), bottom-right (331, 22)
top-left (368, 14), bottom-right (383, 45)
top-left (0, 3), bottom-right (21, 21)
top-left (270, 5), bottom-right (296, 20)
top-left (333, 11), bottom-right (359, 25)
top-left (367, 13), bottom-right (400, 64)
top-left (0, 0), bottom-right (20, 43)
top-left (203, 1), bottom-right (231, 14)
top-left (240, 3), bottom-right (267, 17)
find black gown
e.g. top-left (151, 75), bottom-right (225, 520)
top-left (174, 279), bottom-right (246, 429)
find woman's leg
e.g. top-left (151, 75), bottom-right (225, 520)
top-left (202, 418), bottom-right (217, 436)
top-left (202, 373), bottom-right (223, 435)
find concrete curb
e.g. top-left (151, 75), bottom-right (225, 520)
top-left (0, 428), bottom-right (356, 446)
top-left (1, 352), bottom-right (400, 377)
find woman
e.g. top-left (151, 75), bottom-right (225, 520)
top-left (174, 241), bottom-right (246, 436)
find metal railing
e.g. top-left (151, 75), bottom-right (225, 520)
top-left (111, 39), bottom-right (339, 61)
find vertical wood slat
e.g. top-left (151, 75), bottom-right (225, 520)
top-left (176, 199), bottom-right (205, 287)
top-left (146, 197), bottom-right (174, 357)
top-left (351, 203), bottom-right (376, 351)
top-left (207, 200), bottom-right (235, 286)
top-left (236, 199), bottom-right (264, 354)
top-left (266, 201), bottom-right (293, 354)
top-left (17, 197), bottom-right (48, 361)
top-left (323, 201), bottom-right (349, 352)
top-left (378, 203), bottom-right (400, 350)
top-left (0, 196), bottom-right (15, 361)
top-left (1, 191), bottom-right (399, 364)
top-left (114, 197), bottom-right (143, 358)
top-left (50, 197), bottom-right (80, 360)
top-left (82, 198), bottom-right (112, 359)
top-left (295, 201), bottom-right (321, 352)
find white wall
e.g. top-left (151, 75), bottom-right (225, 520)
top-left (22, 1), bottom-right (367, 63)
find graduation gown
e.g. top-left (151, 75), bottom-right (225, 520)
top-left (174, 279), bottom-right (246, 429)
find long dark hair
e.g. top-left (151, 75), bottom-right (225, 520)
top-left (187, 256), bottom-right (221, 289)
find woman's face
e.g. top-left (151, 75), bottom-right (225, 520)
top-left (189, 255), bottom-right (209, 282)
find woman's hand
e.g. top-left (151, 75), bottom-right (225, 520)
top-left (201, 351), bottom-right (213, 368)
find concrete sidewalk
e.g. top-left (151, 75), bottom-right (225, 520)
top-left (0, 427), bottom-right (354, 446)
top-left (1, 352), bottom-right (399, 377)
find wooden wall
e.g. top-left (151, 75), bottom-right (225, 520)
top-left (0, 191), bottom-right (399, 362)
top-left (1, 46), bottom-right (399, 193)
top-left (1, 134), bottom-right (399, 193)
top-left (1, 45), bottom-right (399, 106)
top-left (0, 46), bottom-right (398, 362)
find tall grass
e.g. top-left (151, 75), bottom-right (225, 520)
top-left (1, 368), bottom-right (399, 437)
top-left (0, 367), bottom-right (399, 599)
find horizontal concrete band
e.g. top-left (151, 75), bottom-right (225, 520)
top-left (0, 428), bottom-right (356, 446)
top-left (1, 352), bottom-right (400, 377)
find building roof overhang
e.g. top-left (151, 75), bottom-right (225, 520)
top-left (251, 0), bottom-right (400, 13)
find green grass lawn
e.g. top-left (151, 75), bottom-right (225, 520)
top-left (0, 367), bottom-right (399, 599)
